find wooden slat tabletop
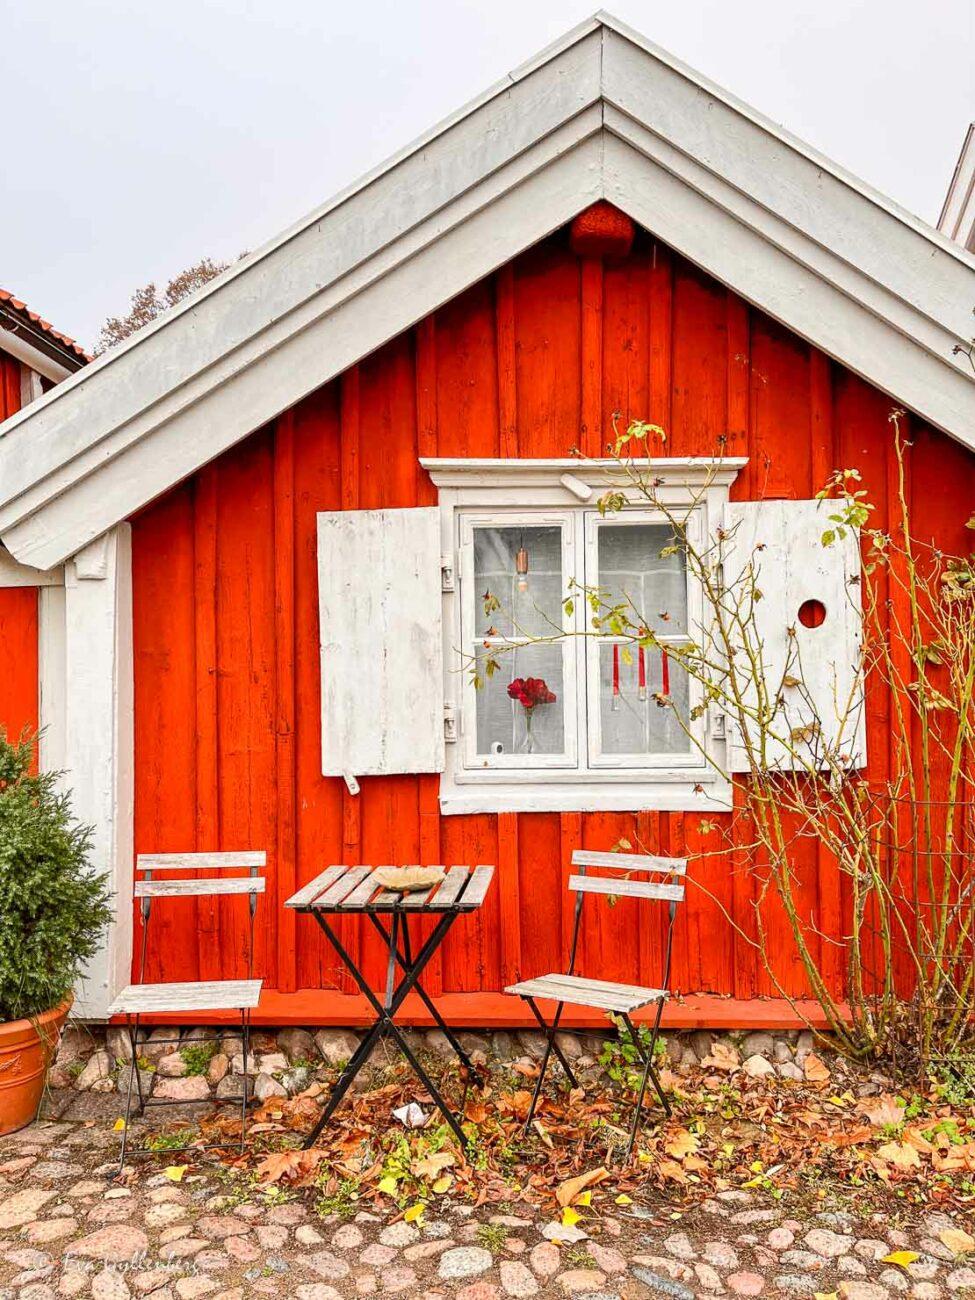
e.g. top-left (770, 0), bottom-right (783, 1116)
top-left (285, 864), bottom-right (495, 914)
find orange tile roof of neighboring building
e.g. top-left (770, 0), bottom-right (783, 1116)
top-left (0, 288), bottom-right (91, 363)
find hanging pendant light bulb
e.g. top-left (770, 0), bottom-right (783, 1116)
top-left (515, 534), bottom-right (530, 593)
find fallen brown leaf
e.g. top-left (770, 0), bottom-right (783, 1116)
top-left (803, 1054), bottom-right (831, 1083)
top-left (556, 1166), bottom-right (609, 1207)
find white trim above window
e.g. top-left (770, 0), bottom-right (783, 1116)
top-left (422, 457), bottom-right (746, 815)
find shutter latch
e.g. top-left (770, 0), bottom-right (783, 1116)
top-left (443, 702), bottom-right (458, 743)
top-left (441, 556), bottom-right (455, 592)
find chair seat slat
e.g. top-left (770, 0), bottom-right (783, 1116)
top-left (506, 973), bottom-right (666, 1013)
top-left (568, 875), bottom-right (683, 903)
top-left (109, 979), bottom-right (263, 1015)
top-left (571, 850), bottom-right (686, 876)
top-left (137, 851), bottom-right (266, 871)
top-left (135, 878), bottom-right (265, 898)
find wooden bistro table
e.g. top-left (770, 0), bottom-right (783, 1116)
top-left (285, 864), bottom-right (495, 1149)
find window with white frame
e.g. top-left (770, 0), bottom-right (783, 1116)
top-left (314, 458), bottom-right (864, 814)
top-left (424, 458), bottom-right (747, 815)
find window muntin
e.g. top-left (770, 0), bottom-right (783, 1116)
top-left (458, 506), bottom-right (706, 782)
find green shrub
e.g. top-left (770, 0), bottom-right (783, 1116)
top-left (0, 730), bottom-right (113, 1022)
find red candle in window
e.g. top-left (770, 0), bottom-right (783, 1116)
top-left (638, 646), bottom-right (646, 702)
top-left (612, 644), bottom-right (620, 710)
top-left (661, 649), bottom-right (670, 696)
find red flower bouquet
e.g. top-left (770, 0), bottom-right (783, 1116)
top-left (507, 676), bottom-right (556, 753)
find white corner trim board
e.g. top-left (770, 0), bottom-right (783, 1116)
top-left (0, 16), bottom-right (973, 569)
top-left (63, 525), bottom-right (134, 1019)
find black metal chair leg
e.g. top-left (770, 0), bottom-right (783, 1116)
top-left (117, 1016), bottom-right (139, 1176)
top-left (621, 1006), bottom-right (671, 1161)
top-left (523, 997), bottom-right (567, 1132)
top-left (129, 1015), bottom-right (145, 1112)
top-left (626, 1050), bottom-right (654, 1161)
top-left (524, 997), bottom-right (580, 1088)
top-left (239, 1011), bottom-right (249, 1157)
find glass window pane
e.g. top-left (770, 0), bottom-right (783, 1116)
top-left (597, 643), bottom-right (690, 755)
top-left (474, 643), bottom-right (565, 757)
top-left (474, 526), bottom-right (563, 638)
top-left (596, 523), bottom-right (687, 637)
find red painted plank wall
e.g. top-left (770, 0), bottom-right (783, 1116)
top-left (0, 353), bottom-right (40, 750)
top-left (130, 228), bottom-right (975, 1019)
top-left (0, 351), bottom-right (20, 421)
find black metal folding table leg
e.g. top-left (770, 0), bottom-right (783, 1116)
top-left (366, 913), bottom-right (480, 1077)
top-left (383, 1019), bottom-right (470, 1148)
top-left (302, 909), bottom-right (461, 1149)
top-left (302, 1013), bottom-right (390, 1149)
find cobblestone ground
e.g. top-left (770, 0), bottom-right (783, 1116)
top-left (2, 1092), bottom-right (974, 1300)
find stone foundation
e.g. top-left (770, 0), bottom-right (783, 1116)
top-left (48, 1024), bottom-right (836, 1101)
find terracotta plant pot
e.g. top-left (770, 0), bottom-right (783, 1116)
top-left (0, 997), bottom-right (72, 1136)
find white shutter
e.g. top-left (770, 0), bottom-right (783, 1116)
top-left (722, 499), bottom-right (865, 773)
top-left (318, 507), bottom-right (444, 782)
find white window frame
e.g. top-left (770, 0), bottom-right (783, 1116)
top-left (422, 457), bottom-right (747, 816)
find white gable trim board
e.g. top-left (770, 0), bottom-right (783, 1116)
top-left (0, 16), bottom-right (973, 569)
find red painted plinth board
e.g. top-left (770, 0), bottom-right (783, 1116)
top-left (130, 227), bottom-right (975, 1024)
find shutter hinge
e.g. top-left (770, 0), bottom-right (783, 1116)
top-left (441, 556), bottom-right (455, 592)
top-left (443, 702), bottom-right (458, 743)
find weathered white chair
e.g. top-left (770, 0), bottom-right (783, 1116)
top-left (505, 848), bottom-right (685, 1160)
top-left (108, 851), bottom-right (266, 1169)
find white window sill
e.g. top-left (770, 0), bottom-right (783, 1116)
top-left (438, 780), bottom-right (733, 816)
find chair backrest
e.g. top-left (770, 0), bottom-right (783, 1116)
top-left (568, 850), bottom-right (686, 905)
top-left (135, 851), bottom-right (266, 900)
top-left (133, 851), bottom-right (266, 985)
top-left (566, 849), bottom-right (687, 987)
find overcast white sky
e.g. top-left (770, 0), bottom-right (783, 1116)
top-left (2, 0), bottom-right (973, 351)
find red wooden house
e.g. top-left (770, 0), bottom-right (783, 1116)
top-left (1, 16), bottom-right (973, 1027)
